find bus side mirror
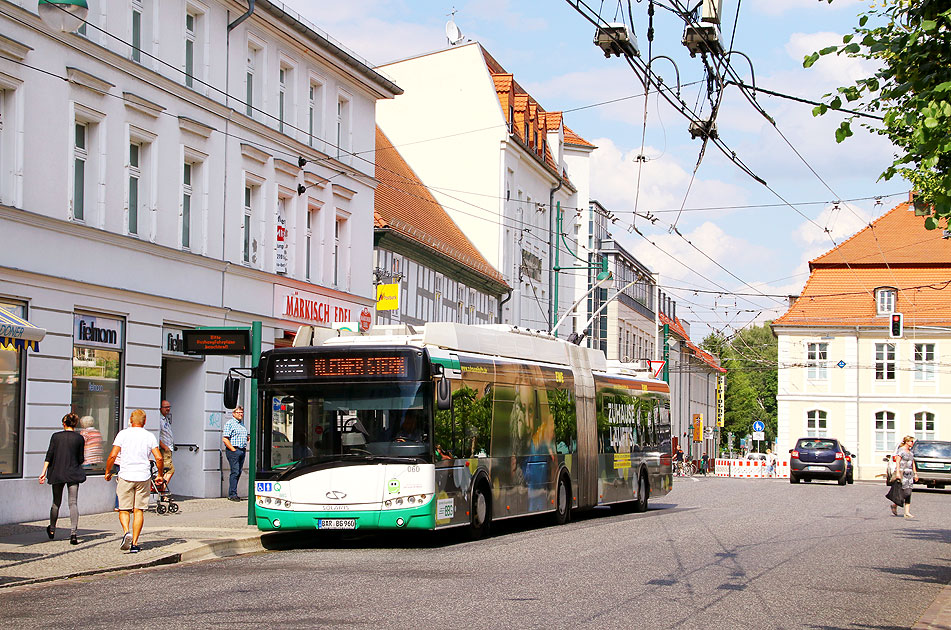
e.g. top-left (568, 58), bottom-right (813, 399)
top-left (223, 376), bottom-right (240, 410)
top-left (436, 375), bottom-right (451, 411)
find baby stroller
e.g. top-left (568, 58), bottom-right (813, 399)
top-left (149, 461), bottom-right (180, 515)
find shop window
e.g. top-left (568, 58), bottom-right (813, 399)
top-left (71, 314), bottom-right (124, 474)
top-left (0, 301), bottom-right (26, 477)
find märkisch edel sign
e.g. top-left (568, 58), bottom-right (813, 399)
top-left (273, 285), bottom-right (370, 328)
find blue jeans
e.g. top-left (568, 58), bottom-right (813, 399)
top-left (226, 448), bottom-right (246, 498)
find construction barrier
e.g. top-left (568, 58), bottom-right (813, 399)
top-left (710, 459), bottom-right (791, 479)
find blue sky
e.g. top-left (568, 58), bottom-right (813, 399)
top-left (291, 0), bottom-right (903, 340)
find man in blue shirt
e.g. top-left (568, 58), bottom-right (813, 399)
top-left (222, 406), bottom-right (250, 501)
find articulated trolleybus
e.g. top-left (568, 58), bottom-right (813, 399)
top-left (246, 323), bottom-right (672, 537)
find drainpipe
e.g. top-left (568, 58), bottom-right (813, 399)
top-left (228, 0), bottom-right (255, 32)
top-left (548, 179), bottom-right (563, 333)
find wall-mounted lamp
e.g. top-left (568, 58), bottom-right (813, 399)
top-left (38, 0), bottom-right (88, 33)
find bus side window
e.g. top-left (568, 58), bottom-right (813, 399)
top-left (454, 382), bottom-right (490, 458)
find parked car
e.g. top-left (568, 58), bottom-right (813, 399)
top-left (912, 440), bottom-right (951, 489)
top-left (745, 452), bottom-right (767, 461)
top-left (789, 437), bottom-right (848, 485)
top-left (843, 449), bottom-right (855, 484)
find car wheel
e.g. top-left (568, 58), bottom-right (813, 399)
top-left (847, 473), bottom-right (854, 485)
top-left (838, 474), bottom-right (847, 486)
top-left (790, 474), bottom-right (799, 484)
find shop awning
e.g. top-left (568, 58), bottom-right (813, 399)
top-left (0, 308), bottom-right (46, 352)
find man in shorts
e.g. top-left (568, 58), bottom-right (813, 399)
top-left (104, 409), bottom-right (162, 553)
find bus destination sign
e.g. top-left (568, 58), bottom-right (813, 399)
top-left (182, 329), bottom-right (251, 355)
top-left (313, 356), bottom-right (408, 378)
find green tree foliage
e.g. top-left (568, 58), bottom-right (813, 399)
top-left (805, 0), bottom-right (951, 230)
top-left (702, 323), bottom-right (777, 449)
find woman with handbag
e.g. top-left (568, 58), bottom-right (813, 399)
top-left (886, 436), bottom-right (918, 517)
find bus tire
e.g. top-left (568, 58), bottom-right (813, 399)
top-left (554, 473), bottom-right (572, 525)
top-left (634, 472), bottom-right (649, 513)
top-left (468, 481), bottom-right (491, 540)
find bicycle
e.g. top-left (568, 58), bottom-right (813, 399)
top-left (675, 461), bottom-right (695, 477)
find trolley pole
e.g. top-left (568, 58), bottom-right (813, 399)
top-left (247, 320), bottom-right (261, 526)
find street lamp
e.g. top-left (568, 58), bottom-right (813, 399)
top-left (549, 270), bottom-right (613, 336)
top-left (38, 0), bottom-right (88, 33)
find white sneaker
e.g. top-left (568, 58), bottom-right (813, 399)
top-left (119, 532), bottom-right (132, 551)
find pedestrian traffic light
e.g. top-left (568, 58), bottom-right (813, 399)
top-left (889, 312), bottom-right (903, 338)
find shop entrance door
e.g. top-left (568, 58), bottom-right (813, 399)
top-left (161, 357), bottom-right (206, 498)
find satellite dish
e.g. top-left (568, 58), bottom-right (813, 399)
top-left (445, 19), bottom-right (464, 46)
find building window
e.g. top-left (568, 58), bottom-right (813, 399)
top-left (806, 342), bottom-right (828, 380)
top-left (305, 207), bottom-right (314, 280)
top-left (874, 410), bottom-right (896, 451)
top-left (333, 218), bottom-right (340, 286)
top-left (806, 410), bottom-right (827, 437)
top-left (914, 411), bottom-right (935, 441)
top-left (914, 343), bottom-right (935, 381)
top-left (243, 184), bottom-right (253, 263)
top-left (246, 41), bottom-right (262, 118)
top-left (182, 162), bottom-right (192, 249)
top-left (875, 343), bottom-right (896, 380)
top-left (131, 0), bottom-right (142, 62)
top-left (0, 300), bottom-right (26, 477)
top-left (128, 142), bottom-right (140, 235)
top-left (876, 288), bottom-right (896, 314)
top-left (73, 123), bottom-right (87, 221)
top-left (278, 67), bottom-right (286, 133)
top-left (308, 80), bottom-right (322, 148)
top-left (184, 11), bottom-right (195, 87)
top-left (336, 95), bottom-right (350, 160)
top-left (71, 314), bottom-right (124, 475)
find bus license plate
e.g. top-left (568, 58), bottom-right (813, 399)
top-left (317, 518), bottom-right (356, 530)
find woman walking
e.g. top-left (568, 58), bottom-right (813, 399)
top-left (886, 435), bottom-right (919, 518)
top-left (38, 413), bottom-right (87, 544)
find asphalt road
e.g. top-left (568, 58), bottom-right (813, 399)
top-left (2, 476), bottom-right (948, 630)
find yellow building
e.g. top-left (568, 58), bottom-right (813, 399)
top-left (772, 198), bottom-right (951, 480)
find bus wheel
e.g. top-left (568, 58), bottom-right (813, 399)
top-left (554, 474), bottom-right (571, 525)
top-left (468, 483), bottom-right (491, 540)
top-left (634, 473), bottom-right (649, 513)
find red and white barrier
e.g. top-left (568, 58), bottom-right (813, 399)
top-left (711, 458), bottom-right (791, 479)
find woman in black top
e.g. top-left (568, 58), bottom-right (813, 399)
top-left (38, 413), bottom-right (87, 544)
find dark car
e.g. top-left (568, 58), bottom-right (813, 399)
top-left (789, 437), bottom-right (848, 485)
top-left (912, 440), bottom-right (951, 489)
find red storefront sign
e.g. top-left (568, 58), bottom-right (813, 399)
top-left (273, 285), bottom-right (371, 328)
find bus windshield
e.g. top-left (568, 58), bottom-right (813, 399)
top-left (263, 382), bottom-right (433, 469)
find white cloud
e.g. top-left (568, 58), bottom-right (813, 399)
top-left (589, 137), bottom-right (751, 222)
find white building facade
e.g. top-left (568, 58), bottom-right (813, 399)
top-left (773, 200), bottom-right (950, 479)
top-left (0, 0), bottom-right (398, 522)
top-left (375, 43), bottom-right (586, 336)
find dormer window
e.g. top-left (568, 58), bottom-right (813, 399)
top-left (876, 287), bottom-right (896, 314)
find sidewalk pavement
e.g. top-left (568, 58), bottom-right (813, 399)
top-left (0, 497), bottom-right (267, 588)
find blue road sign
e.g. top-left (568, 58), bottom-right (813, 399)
top-left (837, 360), bottom-right (846, 368)
top-left (752, 420), bottom-right (765, 433)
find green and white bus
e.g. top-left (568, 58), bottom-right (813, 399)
top-left (248, 323), bottom-right (672, 536)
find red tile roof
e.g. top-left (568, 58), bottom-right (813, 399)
top-left (774, 198), bottom-right (951, 327)
top-left (811, 199), bottom-right (951, 268)
top-left (659, 312), bottom-right (725, 373)
top-left (563, 125), bottom-right (596, 148)
top-left (374, 127), bottom-right (507, 287)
